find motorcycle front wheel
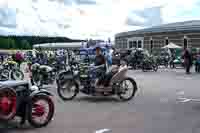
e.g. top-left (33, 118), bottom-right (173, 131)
top-left (28, 95), bottom-right (55, 128)
top-left (118, 78), bottom-right (138, 101)
top-left (11, 69), bottom-right (24, 80)
top-left (57, 80), bottom-right (79, 101)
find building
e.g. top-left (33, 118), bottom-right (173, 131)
top-left (33, 42), bottom-right (86, 50)
top-left (115, 20), bottom-right (200, 51)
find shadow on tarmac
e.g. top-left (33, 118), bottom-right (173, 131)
top-left (0, 120), bottom-right (35, 133)
top-left (74, 96), bottom-right (121, 103)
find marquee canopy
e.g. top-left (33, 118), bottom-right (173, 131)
top-left (162, 42), bottom-right (182, 49)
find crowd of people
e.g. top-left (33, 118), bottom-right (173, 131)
top-left (0, 46), bottom-right (199, 75)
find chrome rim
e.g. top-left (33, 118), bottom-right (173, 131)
top-left (31, 100), bottom-right (50, 124)
top-left (120, 79), bottom-right (134, 99)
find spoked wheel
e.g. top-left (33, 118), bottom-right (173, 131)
top-left (11, 69), bottom-right (24, 80)
top-left (28, 95), bottom-right (54, 128)
top-left (153, 64), bottom-right (158, 72)
top-left (0, 88), bottom-right (16, 120)
top-left (57, 80), bottom-right (79, 101)
top-left (0, 70), bottom-right (9, 81)
top-left (118, 78), bottom-right (138, 101)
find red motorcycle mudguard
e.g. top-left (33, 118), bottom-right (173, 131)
top-left (0, 88), bottom-right (17, 120)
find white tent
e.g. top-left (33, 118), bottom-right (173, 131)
top-left (33, 42), bottom-right (85, 49)
top-left (162, 42), bottom-right (182, 49)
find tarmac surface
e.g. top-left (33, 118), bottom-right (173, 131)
top-left (1, 67), bottom-right (200, 133)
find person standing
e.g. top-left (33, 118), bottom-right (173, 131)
top-left (105, 45), bottom-right (113, 68)
top-left (183, 48), bottom-right (192, 74)
top-left (15, 51), bottom-right (24, 68)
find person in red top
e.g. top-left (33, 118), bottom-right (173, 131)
top-left (15, 51), bottom-right (24, 68)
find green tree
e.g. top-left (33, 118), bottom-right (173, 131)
top-left (0, 38), bottom-right (9, 49)
top-left (8, 38), bottom-right (16, 49)
top-left (21, 39), bottom-right (31, 49)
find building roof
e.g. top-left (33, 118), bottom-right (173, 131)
top-left (116, 20), bottom-right (200, 37)
top-left (33, 42), bottom-right (84, 49)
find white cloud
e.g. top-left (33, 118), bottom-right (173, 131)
top-left (0, 0), bottom-right (199, 40)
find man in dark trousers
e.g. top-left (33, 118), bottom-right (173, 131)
top-left (183, 48), bottom-right (192, 74)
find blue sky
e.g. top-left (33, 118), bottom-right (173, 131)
top-left (0, 0), bottom-right (200, 40)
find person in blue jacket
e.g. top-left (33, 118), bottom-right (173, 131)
top-left (105, 45), bottom-right (113, 68)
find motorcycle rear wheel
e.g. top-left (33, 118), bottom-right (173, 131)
top-left (57, 80), bottom-right (79, 101)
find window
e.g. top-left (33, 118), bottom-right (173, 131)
top-left (128, 41), bottom-right (132, 48)
top-left (133, 41), bottom-right (137, 48)
top-left (184, 38), bottom-right (188, 49)
top-left (150, 40), bottom-right (153, 49)
top-left (138, 40), bottom-right (142, 48)
top-left (165, 38), bottom-right (169, 45)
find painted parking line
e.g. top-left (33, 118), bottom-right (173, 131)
top-left (176, 97), bottom-right (200, 103)
top-left (95, 129), bottom-right (111, 133)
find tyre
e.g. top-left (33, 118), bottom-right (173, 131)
top-left (118, 78), bottom-right (138, 101)
top-left (28, 95), bottom-right (54, 128)
top-left (0, 69), bottom-right (9, 81)
top-left (153, 64), bottom-right (158, 72)
top-left (11, 69), bottom-right (24, 80)
top-left (0, 88), bottom-right (16, 121)
top-left (57, 80), bottom-right (79, 101)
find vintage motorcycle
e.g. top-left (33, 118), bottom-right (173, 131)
top-left (142, 56), bottom-right (158, 72)
top-left (169, 56), bottom-right (185, 68)
top-left (30, 63), bottom-right (63, 87)
top-left (57, 60), bottom-right (138, 101)
top-left (0, 80), bottom-right (54, 128)
top-left (2, 60), bottom-right (24, 80)
top-left (156, 55), bottom-right (169, 68)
